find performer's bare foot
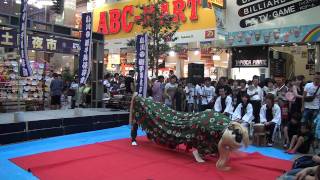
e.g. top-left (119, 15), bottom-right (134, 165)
top-left (217, 165), bottom-right (231, 171)
top-left (131, 141), bottom-right (138, 146)
top-left (192, 150), bottom-right (205, 163)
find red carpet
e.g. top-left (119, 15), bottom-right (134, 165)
top-left (11, 137), bottom-right (291, 180)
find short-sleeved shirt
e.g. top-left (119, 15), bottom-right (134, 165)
top-left (50, 79), bottom-right (63, 96)
top-left (304, 82), bottom-right (320, 110)
top-left (164, 83), bottom-right (178, 105)
top-left (199, 86), bottom-right (215, 105)
top-left (185, 86), bottom-right (195, 104)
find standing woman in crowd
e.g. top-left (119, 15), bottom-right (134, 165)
top-left (164, 75), bottom-right (178, 109)
top-left (290, 75), bottom-right (304, 114)
top-left (247, 75), bottom-right (264, 123)
top-left (152, 76), bottom-right (165, 103)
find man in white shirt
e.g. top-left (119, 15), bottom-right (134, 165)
top-left (195, 83), bottom-right (202, 112)
top-left (214, 86), bottom-right (233, 117)
top-left (247, 76), bottom-right (264, 123)
top-left (200, 77), bottom-right (216, 111)
top-left (260, 94), bottom-right (281, 147)
top-left (302, 72), bottom-right (320, 123)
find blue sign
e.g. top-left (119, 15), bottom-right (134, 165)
top-left (79, 12), bottom-right (93, 85)
top-left (19, 0), bottom-right (32, 77)
top-left (135, 34), bottom-right (148, 98)
top-left (0, 29), bottom-right (80, 53)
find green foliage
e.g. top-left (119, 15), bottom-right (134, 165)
top-left (127, 0), bottom-right (180, 76)
top-left (62, 67), bottom-right (73, 82)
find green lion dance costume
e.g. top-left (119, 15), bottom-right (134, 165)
top-left (130, 95), bottom-right (249, 171)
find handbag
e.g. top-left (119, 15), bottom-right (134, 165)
top-left (305, 85), bottom-right (320, 102)
top-left (292, 155), bottom-right (317, 169)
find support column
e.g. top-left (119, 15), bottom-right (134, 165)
top-left (316, 44), bottom-right (320, 73)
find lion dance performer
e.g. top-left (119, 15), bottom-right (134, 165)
top-left (129, 94), bottom-right (249, 171)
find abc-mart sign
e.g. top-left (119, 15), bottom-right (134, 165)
top-left (93, 0), bottom-right (219, 39)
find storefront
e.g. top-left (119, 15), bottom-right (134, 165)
top-left (0, 24), bottom-right (80, 112)
top-left (225, 0), bottom-right (320, 81)
top-left (92, 0), bottom-right (228, 80)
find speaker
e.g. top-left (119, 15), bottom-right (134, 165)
top-left (188, 63), bottom-right (204, 84)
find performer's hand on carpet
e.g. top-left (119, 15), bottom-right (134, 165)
top-left (192, 150), bottom-right (205, 163)
top-left (296, 167), bottom-right (314, 180)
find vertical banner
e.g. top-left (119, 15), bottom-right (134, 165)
top-left (19, 0), bottom-right (32, 77)
top-left (79, 12), bottom-right (93, 84)
top-left (308, 48), bottom-right (316, 65)
top-left (135, 34), bottom-right (149, 98)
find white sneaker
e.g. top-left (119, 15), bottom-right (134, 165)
top-left (131, 141), bottom-right (138, 146)
top-left (267, 143), bottom-right (273, 147)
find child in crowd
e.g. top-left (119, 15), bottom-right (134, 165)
top-left (286, 122), bottom-right (314, 154)
top-left (185, 83), bottom-right (195, 113)
top-left (283, 113), bottom-right (301, 148)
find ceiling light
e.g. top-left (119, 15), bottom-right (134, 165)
top-left (4, 0), bottom-right (8, 4)
top-left (169, 51), bottom-right (176, 57)
top-left (212, 55), bottom-right (221, 61)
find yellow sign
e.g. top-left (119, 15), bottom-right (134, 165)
top-left (208, 0), bottom-right (225, 8)
top-left (93, 0), bottom-right (216, 40)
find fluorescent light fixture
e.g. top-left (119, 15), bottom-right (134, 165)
top-left (16, 0), bottom-right (53, 8)
top-left (212, 55), bottom-right (221, 61)
top-left (169, 51), bottom-right (176, 57)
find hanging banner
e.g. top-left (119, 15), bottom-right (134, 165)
top-left (79, 12), bottom-right (93, 85)
top-left (232, 46), bottom-right (269, 68)
top-left (308, 48), bottom-right (316, 65)
top-left (135, 34), bottom-right (148, 98)
top-left (19, 0), bottom-right (32, 77)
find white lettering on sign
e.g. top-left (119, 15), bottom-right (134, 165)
top-left (1, 32), bottom-right (13, 46)
top-left (32, 37), bottom-right (44, 49)
top-left (272, 5), bottom-right (295, 17)
top-left (235, 59), bottom-right (267, 66)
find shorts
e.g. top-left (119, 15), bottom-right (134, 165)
top-left (51, 95), bottom-right (61, 105)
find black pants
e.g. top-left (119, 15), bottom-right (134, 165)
top-left (265, 122), bottom-right (276, 143)
top-left (131, 123), bottom-right (138, 142)
top-left (251, 100), bottom-right (261, 123)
